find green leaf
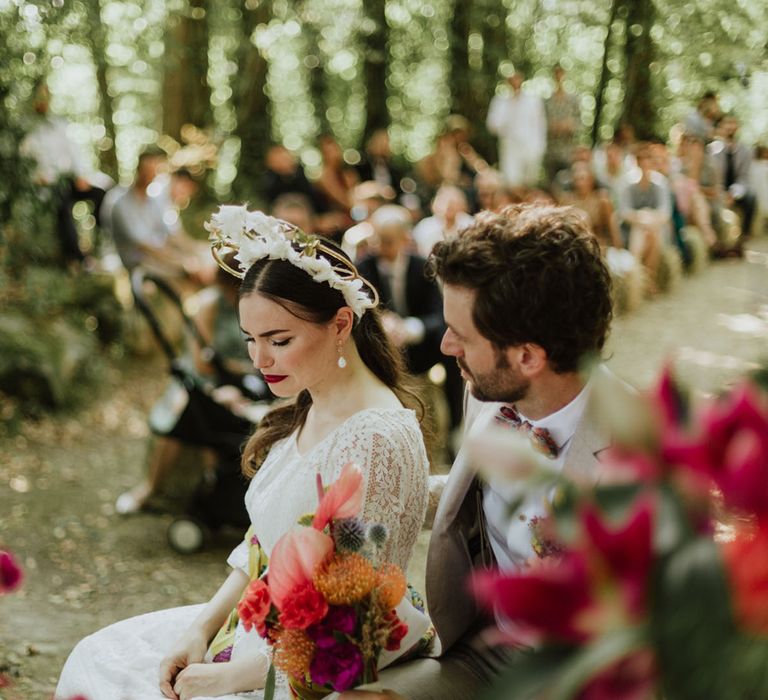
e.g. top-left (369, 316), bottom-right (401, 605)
top-left (263, 662), bottom-right (276, 700)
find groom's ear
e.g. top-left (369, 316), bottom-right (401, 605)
top-left (333, 307), bottom-right (355, 340)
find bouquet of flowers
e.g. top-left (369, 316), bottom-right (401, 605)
top-left (470, 368), bottom-right (768, 700)
top-left (236, 463), bottom-right (419, 699)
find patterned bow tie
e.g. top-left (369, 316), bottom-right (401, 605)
top-left (495, 404), bottom-right (560, 459)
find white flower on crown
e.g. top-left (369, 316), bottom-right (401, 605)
top-left (207, 204), bottom-right (376, 318)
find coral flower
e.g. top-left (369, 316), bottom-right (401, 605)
top-left (268, 527), bottom-right (334, 610)
top-left (237, 579), bottom-right (272, 636)
top-left (280, 580), bottom-right (329, 630)
top-left (315, 553), bottom-right (376, 605)
top-left (0, 551), bottom-right (22, 594)
top-left (312, 462), bottom-right (364, 531)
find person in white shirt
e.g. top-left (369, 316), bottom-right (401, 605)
top-left (19, 80), bottom-right (107, 266)
top-left (486, 71), bottom-right (546, 188)
top-left (339, 203), bottom-right (627, 700)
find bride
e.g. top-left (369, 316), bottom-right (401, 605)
top-left (56, 209), bottom-right (430, 700)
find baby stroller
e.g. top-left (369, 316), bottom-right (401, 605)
top-left (130, 269), bottom-right (272, 553)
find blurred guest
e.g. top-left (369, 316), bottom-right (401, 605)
top-left (20, 80), bottom-right (108, 267)
top-left (708, 115), bottom-right (757, 244)
top-left (412, 185), bottom-right (474, 258)
top-left (619, 144), bottom-right (670, 293)
top-left (486, 71), bottom-right (546, 187)
top-left (355, 128), bottom-right (404, 198)
top-left (416, 117), bottom-right (477, 196)
top-left (357, 205), bottom-right (463, 437)
top-left (544, 64), bottom-right (581, 183)
top-left (593, 138), bottom-right (632, 206)
top-left (474, 168), bottom-right (503, 212)
top-left (316, 134), bottom-right (356, 213)
top-left (684, 91), bottom-right (720, 143)
top-left (262, 144), bottom-right (321, 211)
top-left (111, 149), bottom-right (208, 286)
top-left (270, 193), bottom-right (315, 234)
top-left (750, 145), bottom-right (768, 234)
top-left (559, 163), bottom-right (622, 250)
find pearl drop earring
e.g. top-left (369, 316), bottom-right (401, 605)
top-left (337, 341), bottom-right (347, 369)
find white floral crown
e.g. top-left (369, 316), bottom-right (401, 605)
top-left (205, 205), bottom-right (378, 318)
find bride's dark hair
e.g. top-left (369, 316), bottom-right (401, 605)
top-left (238, 239), bottom-right (424, 477)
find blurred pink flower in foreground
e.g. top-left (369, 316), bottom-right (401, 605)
top-left (0, 550), bottom-right (22, 594)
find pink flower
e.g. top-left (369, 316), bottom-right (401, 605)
top-left (0, 551), bottom-right (23, 594)
top-left (312, 462), bottom-right (364, 531)
top-left (237, 579), bottom-right (272, 635)
top-left (577, 648), bottom-right (657, 700)
top-left (268, 527), bottom-right (334, 610)
top-left (472, 553), bottom-right (594, 645)
top-left (722, 522), bottom-right (768, 637)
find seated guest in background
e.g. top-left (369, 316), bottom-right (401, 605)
top-left (412, 185), bottom-right (474, 258)
top-left (559, 163), bottom-right (622, 250)
top-left (355, 128), bottom-right (405, 198)
top-left (672, 134), bottom-right (718, 252)
top-left (262, 144), bottom-right (321, 211)
top-left (20, 79), bottom-right (108, 268)
top-left (270, 192), bottom-right (316, 234)
top-left (111, 149), bottom-right (209, 287)
top-left (416, 116), bottom-right (477, 199)
top-left (593, 137), bottom-right (632, 207)
top-left (684, 90), bottom-right (720, 143)
top-left (708, 115), bottom-right (757, 245)
top-left (357, 205), bottom-right (464, 446)
top-left (619, 144), bottom-right (671, 293)
top-left (474, 168), bottom-right (503, 213)
top-left (316, 134), bottom-right (357, 213)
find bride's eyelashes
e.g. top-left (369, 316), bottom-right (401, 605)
top-left (269, 338), bottom-right (291, 347)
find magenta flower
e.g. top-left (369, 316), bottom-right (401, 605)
top-left (582, 497), bottom-right (654, 618)
top-left (309, 640), bottom-right (364, 691)
top-left (307, 606), bottom-right (357, 649)
top-left (0, 551), bottom-right (23, 594)
top-left (664, 384), bottom-right (768, 518)
top-left (577, 648), bottom-right (657, 700)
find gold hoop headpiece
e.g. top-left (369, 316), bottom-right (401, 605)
top-left (205, 205), bottom-right (378, 318)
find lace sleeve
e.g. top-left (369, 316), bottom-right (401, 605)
top-left (321, 411), bottom-right (429, 571)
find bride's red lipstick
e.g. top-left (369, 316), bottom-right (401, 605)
top-left (263, 374), bottom-right (288, 384)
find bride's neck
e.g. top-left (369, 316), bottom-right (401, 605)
top-left (306, 344), bottom-right (392, 421)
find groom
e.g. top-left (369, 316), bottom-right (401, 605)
top-left (340, 203), bottom-right (626, 699)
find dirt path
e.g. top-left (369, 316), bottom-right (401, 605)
top-left (1, 239), bottom-right (767, 699)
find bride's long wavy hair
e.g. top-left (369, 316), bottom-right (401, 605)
top-left (237, 240), bottom-right (425, 477)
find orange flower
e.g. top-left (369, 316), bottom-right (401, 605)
top-left (376, 563), bottom-right (407, 609)
top-left (315, 553), bottom-right (376, 605)
top-left (723, 522), bottom-right (768, 636)
top-left (273, 628), bottom-right (316, 679)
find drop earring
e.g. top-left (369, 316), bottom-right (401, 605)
top-left (337, 341), bottom-right (347, 369)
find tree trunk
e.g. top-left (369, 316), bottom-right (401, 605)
top-left (361, 0), bottom-right (389, 142)
top-left (83, 0), bottom-right (118, 179)
top-left (298, 2), bottom-right (328, 135)
top-left (591, 0), bottom-right (622, 146)
top-left (449, 0), bottom-right (472, 118)
top-left (476, 0), bottom-right (507, 161)
top-left (231, 0), bottom-right (272, 203)
top-left (619, 0), bottom-right (657, 140)
top-left (162, 0), bottom-right (211, 142)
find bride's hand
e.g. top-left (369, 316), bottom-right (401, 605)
top-left (172, 655), bottom-right (269, 699)
top-left (159, 631), bottom-right (209, 699)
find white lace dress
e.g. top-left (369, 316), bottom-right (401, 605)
top-left (55, 408), bottom-right (430, 700)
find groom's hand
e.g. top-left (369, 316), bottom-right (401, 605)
top-left (338, 692), bottom-right (407, 700)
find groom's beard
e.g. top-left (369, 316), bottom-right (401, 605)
top-left (458, 358), bottom-right (529, 404)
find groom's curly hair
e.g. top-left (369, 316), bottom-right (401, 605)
top-left (427, 203), bottom-right (613, 374)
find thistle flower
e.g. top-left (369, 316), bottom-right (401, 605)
top-left (315, 553), bottom-right (376, 605)
top-left (335, 518), bottom-right (366, 553)
top-left (273, 628), bottom-right (316, 679)
top-left (368, 523), bottom-right (389, 549)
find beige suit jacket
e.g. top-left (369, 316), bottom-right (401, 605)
top-left (425, 365), bottom-right (627, 655)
